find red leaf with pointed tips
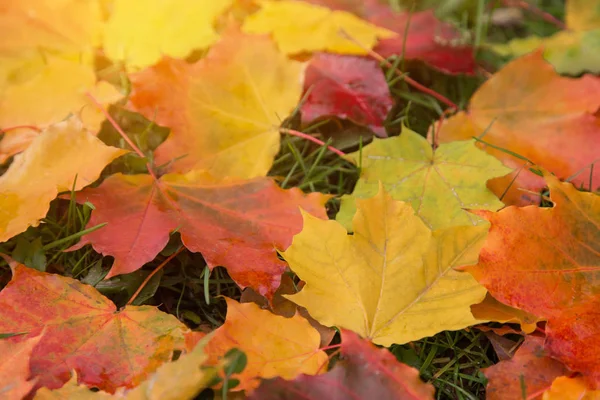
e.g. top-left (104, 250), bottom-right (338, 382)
top-left (72, 172), bottom-right (328, 298)
top-left (301, 53), bottom-right (393, 136)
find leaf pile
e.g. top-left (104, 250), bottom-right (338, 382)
top-left (1, 0), bottom-right (599, 399)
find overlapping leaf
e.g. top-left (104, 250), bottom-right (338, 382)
top-left (0, 333), bottom-right (42, 400)
top-left (250, 330), bottom-right (435, 399)
top-left (103, 0), bottom-right (232, 69)
top-left (471, 293), bottom-right (542, 334)
top-left (483, 336), bottom-right (569, 400)
top-left (128, 31), bottom-right (304, 177)
top-left (543, 376), bottom-right (600, 400)
top-left (284, 186), bottom-right (488, 346)
top-left (242, 0), bottom-right (396, 55)
top-left (301, 53), bottom-right (393, 136)
top-left (200, 298), bottom-right (328, 392)
top-left (0, 263), bottom-right (188, 392)
top-left (492, 0), bottom-right (600, 74)
top-left (337, 126), bottom-right (511, 230)
top-left (0, 117), bottom-right (127, 242)
top-left (436, 51), bottom-right (600, 205)
top-left (464, 173), bottom-right (600, 386)
top-left (73, 172), bottom-right (328, 297)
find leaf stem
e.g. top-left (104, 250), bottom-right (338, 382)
top-left (127, 247), bottom-right (184, 306)
top-left (280, 128), bottom-right (346, 157)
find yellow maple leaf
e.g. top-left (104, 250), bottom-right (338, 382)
top-left (337, 125), bottom-right (511, 230)
top-left (0, 117), bottom-right (127, 242)
top-left (242, 0), bottom-right (396, 55)
top-left (103, 0), bottom-right (233, 69)
top-left (283, 185), bottom-right (488, 346)
top-left (204, 298), bottom-right (328, 392)
top-left (129, 31), bottom-right (304, 178)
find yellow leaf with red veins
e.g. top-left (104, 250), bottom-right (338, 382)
top-left (0, 117), bottom-right (127, 242)
top-left (128, 31), bottom-right (304, 178)
top-left (242, 0), bottom-right (396, 55)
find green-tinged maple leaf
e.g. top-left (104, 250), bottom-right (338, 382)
top-left (128, 30), bottom-right (304, 178)
top-left (337, 125), bottom-right (510, 230)
top-left (103, 0), bottom-right (232, 69)
top-left (283, 185), bottom-right (488, 346)
top-left (71, 172), bottom-right (329, 298)
top-left (250, 330), bottom-right (434, 399)
top-left (242, 0), bottom-right (396, 55)
top-left (0, 117), bottom-right (127, 243)
top-left (0, 263), bottom-right (188, 393)
top-left (490, 0), bottom-right (600, 75)
top-left (436, 51), bottom-right (600, 206)
top-left (464, 172), bottom-right (600, 386)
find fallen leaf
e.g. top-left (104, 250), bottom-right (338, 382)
top-left (72, 171), bottom-right (328, 297)
top-left (482, 331), bottom-right (520, 361)
top-left (483, 336), bottom-right (569, 400)
top-left (103, 0), bottom-right (233, 69)
top-left (284, 185), bottom-right (488, 346)
top-left (464, 173), bottom-right (600, 386)
top-left (0, 117), bottom-right (127, 242)
top-left (301, 53), bottom-right (393, 136)
top-left (0, 263), bottom-right (188, 392)
top-left (240, 274), bottom-right (336, 347)
top-left (204, 298), bottom-right (328, 392)
top-left (36, 333), bottom-right (222, 400)
top-left (242, 0), bottom-right (395, 55)
top-left (249, 329), bottom-right (435, 400)
top-left (0, 56), bottom-right (123, 138)
top-left (305, 1), bottom-right (475, 74)
top-left (0, 333), bottom-right (42, 400)
top-left (337, 125), bottom-right (510, 230)
top-left (543, 376), bottom-right (600, 400)
top-left (471, 293), bottom-right (543, 334)
top-left (435, 51), bottom-right (600, 206)
top-left (492, 0), bottom-right (600, 74)
top-left (128, 31), bottom-right (303, 178)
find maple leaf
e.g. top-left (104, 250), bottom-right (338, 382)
top-left (241, 0), bottom-right (396, 55)
top-left (483, 336), bottom-right (569, 400)
top-left (250, 329), bottom-right (434, 400)
top-left (35, 334), bottom-right (222, 400)
top-left (491, 0), bottom-right (600, 75)
top-left (463, 173), bottom-right (600, 386)
top-left (301, 53), bottom-right (393, 137)
top-left (543, 376), bottom-right (600, 400)
top-left (0, 117), bottom-right (127, 243)
top-left (198, 298), bottom-right (328, 392)
top-left (72, 172), bottom-right (328, 297)
top-left (435, 51), bottom-right (600, 206)
top-left (0, 333), bottom-right (42, 400)
top-left (471, 293), bottom-right (543, 334)
top-left (128, 31), bottom-right (304, 178)
top-left (283, 185), bottom-right (488, 346)
top-left (305, 0), bottom-right (476, 74)
top-left (0, 263), bottom-right (188, 393)
top-left (337, 125), bottom-right (511, 231)
top-left (0, 1), bottom-right (121, 153)
top-left (103, 0), bottom-right (233, 69)
top-left (240, 274), bottom-right (336, 348)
